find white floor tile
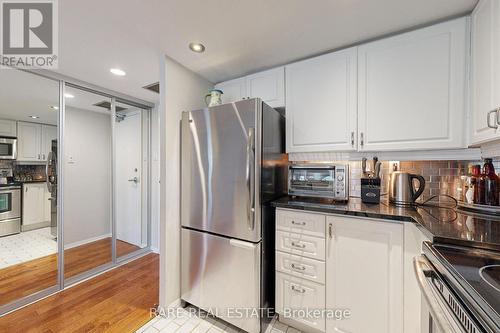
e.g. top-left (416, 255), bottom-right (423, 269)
top-left (154, 318), bottom-right (174, 331)
top-left (143, 326), bottom-right (160, 333)
top-left (135, 307), bottom-right (303, 333)
top-left (159, 321), bottom-right (180, 333)
top-left (0, 227), bottom-right (57, 269)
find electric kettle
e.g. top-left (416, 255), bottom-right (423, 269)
top-left (389, 171), bottom-right (425, 206)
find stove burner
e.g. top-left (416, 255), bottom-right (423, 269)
top-left (479, 265), bottom-right (500, 293)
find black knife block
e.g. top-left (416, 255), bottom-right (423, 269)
top-left (361, 178), bottom-right (381, 204)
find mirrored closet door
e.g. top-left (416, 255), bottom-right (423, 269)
top-left (0, 70), bottom-right (60, 309)
top-left (62, 85), bottom-right (112, 281)
top-left (0, 69), bottom-right (152, 316)
top-left (114, 102), bottom-right (150, 259)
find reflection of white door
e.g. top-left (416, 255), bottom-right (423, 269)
top-left (116, 112), bottom-right (142, 247)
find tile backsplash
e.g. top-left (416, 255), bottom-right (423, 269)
top-left (14, 164), bottom-right (46, 181)
top-left (0, 160), bottom-right (46, 181)
top-left (309, 159), bottom-right (500, 202)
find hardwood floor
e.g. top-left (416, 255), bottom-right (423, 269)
top-left (0, 253), bottom-right (159, 333)
top-left (64, 238), bottom-right (140, 279)
top-left (0, 238), bottom-right (140, 306)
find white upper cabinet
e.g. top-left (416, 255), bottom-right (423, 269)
top-left (286, 47), bottom-right (358, 152)
top-left (17, 122), bottom-right (42, 162)
top-left (246, 67), bottom-right (285, 108)
top-left (357, 18), bottom-right (468, 151)
top-left (0, 119), bottom-right (17, 137)
top-left (215, 77), bottom-right (246, 104)
top-left (470, 0), bottom-right (500, 145)
top-left (41, 124), bottom-right (57, 161)
top-left (215, 67), bottom-right (285, 107)
top-left (326, 216), bottom-right (403, 333)
top-left (17, 122), bottom-right (56, 162)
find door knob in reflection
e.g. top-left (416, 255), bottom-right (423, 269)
top-left (127, 177), bottom-right (139, 184)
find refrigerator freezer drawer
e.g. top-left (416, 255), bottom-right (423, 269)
top-left (181, 228), bottom-right (261, 333)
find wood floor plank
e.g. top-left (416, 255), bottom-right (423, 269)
top-left (0, 253), bottom-right (159, 333)
top-left (0, 238), bottom-right (140, 307)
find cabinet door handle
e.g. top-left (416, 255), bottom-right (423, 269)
top-left (291, 241), bottom-right (306, 249)
top-left (38, 154), bottom-right (41, 160)
top-left (42, 154), bottom-right (45, 160)
top-left (291, 220), bottom-right (306, 226)
top-left (291, 263), bottom-right (306, 271)
top-left (290, 285), bottom-right (306, 293)
top-left (351, 132), bottom-right (355, 146)
top-left (328, 223), bottom-right (333, 239)
top-left (495, 107), bottom-right (500, 126)
top-left (487, 109), bottom-right (498, 129)
top-left (360, 132), bottom-right (364, 147)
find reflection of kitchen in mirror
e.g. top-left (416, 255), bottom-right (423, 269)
top-left (0, 69), bottom-right (59, 306)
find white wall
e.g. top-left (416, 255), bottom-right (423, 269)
top-left (159, 56), bottom-right (213, 307)
top-left (151, 104), bottom-right (160, 252)
top-left (63, 107), bottom-right (112, 246)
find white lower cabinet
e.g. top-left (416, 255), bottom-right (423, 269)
top-left (22, 183), bottom-right (50, 226)
top-left (325, 216), bottom-right (404, 333)
top-left (276, 230), bottom-right (326, 261)
top-left (275, 209), bottom-right (409, 333)
top-left (276, 272), bottom-right (326, 332)
top-left (403, 223), bottom-right (430, 333)
top-left (276, 251), bottom-right (326, 284)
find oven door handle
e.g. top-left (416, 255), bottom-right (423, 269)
top-left (414, 256), bottom-right (467, 333)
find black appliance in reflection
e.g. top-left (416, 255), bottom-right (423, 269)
top-left (46, 139), bottom-right (57, 238)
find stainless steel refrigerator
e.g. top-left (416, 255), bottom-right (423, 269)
top-left (181, 98), bottom-right (287, 333)
top-left (47, 139), bottom-right (57, 238)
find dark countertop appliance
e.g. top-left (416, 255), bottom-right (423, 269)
top-left (288, 163), bottom-right (349, 201)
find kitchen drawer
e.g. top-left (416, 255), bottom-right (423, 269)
top-left (276, 251), bottom-right (325, 284)
top-left (276, 230), bottom-right (325, 260)
top-left (276, 272), bottom-right (326, 332)
top-left (277, 209), bottom-right (326, 238)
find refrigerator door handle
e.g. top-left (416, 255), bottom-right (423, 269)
top-left (230, 238), bottom-right (257, 250)
top-left (246, 127), bottom-right (255, 231)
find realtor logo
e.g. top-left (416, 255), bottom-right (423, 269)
top-left (0, 0), bottom-right (58, 68)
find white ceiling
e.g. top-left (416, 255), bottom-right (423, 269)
top-left (54, 0), bottom-right (477, 103)
top-left (0, 70), bottom-right (138, 126)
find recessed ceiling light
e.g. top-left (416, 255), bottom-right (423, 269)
top-left (189, 42), bottom-right (205, 53)
top-left (29, 115), bottom-right (39, 119)
top-left (110, 68), bottom-right (126, 76)
top-left (49, 105), bottom-right (59, 110)
top-left (64, 93), bottom-right (74, 98)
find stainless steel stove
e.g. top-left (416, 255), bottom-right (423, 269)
top-left (0, 168), bottom-right (21, 237)
top-left (416, 242), bottom-right (500, 333)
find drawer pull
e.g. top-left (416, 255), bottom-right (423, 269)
top-left (291, 263), bottom-right (306, 271)
top-left (291, 285), bottom-right (306, 293)
top-left (291, 241), bottom-right (306, 249)
top-left (291, 220), bottom-right (306, 226)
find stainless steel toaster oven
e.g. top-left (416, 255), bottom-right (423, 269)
top-left (288, 163), bottom-right (349, 200)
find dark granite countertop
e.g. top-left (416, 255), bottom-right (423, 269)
top-left (17, 180), bottom-right (46, 184)
top-left (272, 196), bottom-right (500, 251)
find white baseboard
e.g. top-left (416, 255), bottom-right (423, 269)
top-left (65, 233), bottom-right (112, 249)
top-left (150, 246), bottom-right (159, 253)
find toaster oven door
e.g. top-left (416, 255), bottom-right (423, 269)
top-left (288, 166), bottom-right (335, 197)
